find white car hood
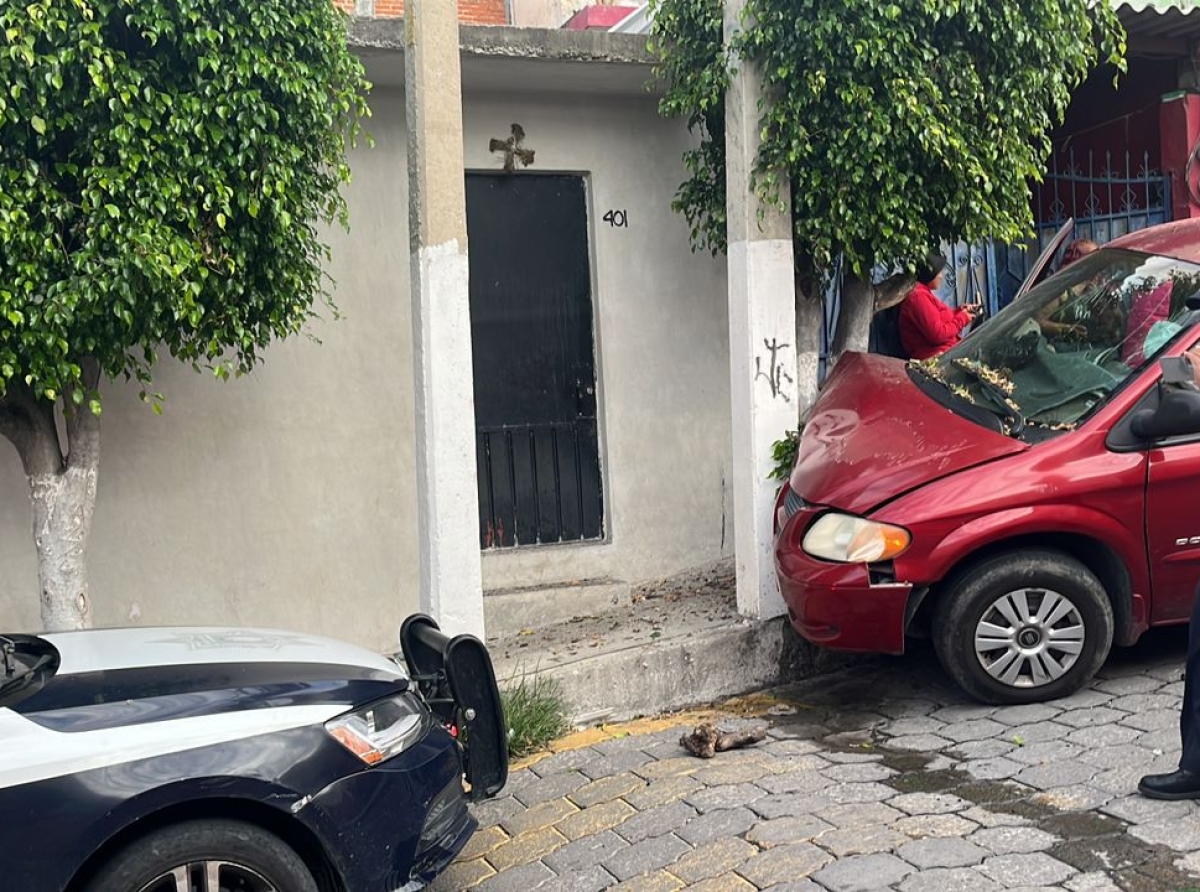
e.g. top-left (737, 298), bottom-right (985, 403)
top-left (39, 626), bottom-right (407, 679)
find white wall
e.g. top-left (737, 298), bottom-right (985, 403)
top-left (0, 83), bottom-right (731, 646)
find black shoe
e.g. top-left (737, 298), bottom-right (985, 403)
top-left (1138, 769), bottom-right (1200, 800)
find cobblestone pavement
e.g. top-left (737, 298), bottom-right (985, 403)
top-left (433, 630), bottom-right (1200, 892)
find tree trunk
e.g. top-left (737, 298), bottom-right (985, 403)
top-left (832, 274), bottom-right (874, 363)
top-left (875, 272), bottom-right (916, 312)
top-left (0, 360), bottom-right (100, 631)
top-left (30, 441), bottom-right (99, 631)
top-left (794, 282), bottom-right (824, 418)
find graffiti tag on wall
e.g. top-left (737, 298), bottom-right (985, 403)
top-left (755, 337), bottom-right (793, 402)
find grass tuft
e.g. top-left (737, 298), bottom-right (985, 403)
top-left (501, 672), bottom-right (569, 758)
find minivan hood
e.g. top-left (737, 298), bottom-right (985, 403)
top-left (790, 352), bottom-right (1027, 514)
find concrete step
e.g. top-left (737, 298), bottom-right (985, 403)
top-left (489, 559), bottom-right (817, 723)
top-left (483, 578), bottom-right (630, 640)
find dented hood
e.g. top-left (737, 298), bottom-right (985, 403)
top-left (789, 352), bottom-right (1027, 515)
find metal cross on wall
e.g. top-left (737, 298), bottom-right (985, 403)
top-left (489, 123), bottom-right (536, 173)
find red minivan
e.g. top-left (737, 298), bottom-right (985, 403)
top-left (775, 218), bottom-right (1200, 704)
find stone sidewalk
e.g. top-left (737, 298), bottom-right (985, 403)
top-left (434, 629), bottom-right (1200, 892)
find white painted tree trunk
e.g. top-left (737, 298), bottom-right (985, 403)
top-left (0, 361), bottom-right (100, 631)
top-left (30, 462), bottom-right (98, 630)
top-left (794, 285), bottom-right (824, 418)
top-left (832, 274), bottom-right (874, 362)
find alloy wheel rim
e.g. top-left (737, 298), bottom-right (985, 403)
top-left (973, 587), bottom-right (1085, 688)
top-left (138, 861), bottom-right (277, 892)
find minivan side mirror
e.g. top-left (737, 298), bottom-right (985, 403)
top-left (1131, 387), bottom-right (1200, 440)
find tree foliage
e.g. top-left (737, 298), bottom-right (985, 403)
top-left (0, 0), bottom-right (370, 409)
top-left (649, 0), bottom-right (1125, 282)
top-left (651, 0), bottom-right (729, 257)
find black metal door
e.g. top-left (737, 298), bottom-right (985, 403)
top-left (466, 173), bottom-right (603, 549)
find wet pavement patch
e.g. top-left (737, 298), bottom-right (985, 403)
top-left (870, 742), bottom-right (1198, 892)
top-left (954, 780), bottom-right (1030, 806)
top-left (1049, 831), bottom-right (1200, 890)
top-left (986, 797), bottom-right (1059, 820)
top-left (1050, 835), bottom-right (1153, 872)
top-left (887, 767), bottom-right (966, 794)
top-left (1041, 811), bottom-right (1125, 839)
top-left (1113, 851), bottom-right (1200, 892)
top-left (880, 752), bottom-right (937, 772)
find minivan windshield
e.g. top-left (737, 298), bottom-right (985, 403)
top-left (913, 249), bottom-right (1200, 435)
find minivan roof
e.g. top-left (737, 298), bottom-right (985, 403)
top-left (1107, 218), bottom-right (1200, 262)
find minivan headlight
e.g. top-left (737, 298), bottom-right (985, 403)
top-left (802, 512), bottom-right (911, 563)
top-left (325, 693), bottom-right (427, 765)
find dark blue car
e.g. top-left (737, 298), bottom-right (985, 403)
top-left (0, 615), bottom-right (507, 892)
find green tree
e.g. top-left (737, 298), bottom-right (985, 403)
top-left (0, 0), bottom-right (369, 630)
top-left (651, 0), bottom-right (1124, 403)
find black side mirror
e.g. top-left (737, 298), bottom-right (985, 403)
top-left (1131, 387), bottom-right (1200, 440)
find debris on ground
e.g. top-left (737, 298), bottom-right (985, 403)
top-left (679, 721), bottom-right (767, 758)
top-left (491, 558), bottom-right (739, 662)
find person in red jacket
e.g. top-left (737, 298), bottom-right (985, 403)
top-left (898, 254), bottom-right (982, 360)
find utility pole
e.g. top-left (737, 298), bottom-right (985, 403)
top-left (724, 0), bottom-right (798, 620)
top-left (404, 0), bottom-right (485, 638)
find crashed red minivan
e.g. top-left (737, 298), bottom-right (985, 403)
top-left (775, 218), bottom-right (1200, 704)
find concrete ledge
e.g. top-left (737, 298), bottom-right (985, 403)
top-left (486, 560), bottom-right (852, 725)
top-left (347, 20), bottom-right (655, 65)
top-left (460, 25), bottom-right (654, 64)
top-left (484, 580), bottom-right (631, 640)
top-left (497, 617), bottom-right (794, 724)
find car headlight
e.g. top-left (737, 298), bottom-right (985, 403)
top-left (802, 512), bottom-right (911, 563)
top-left (325, 693), bottom-right (428, 765)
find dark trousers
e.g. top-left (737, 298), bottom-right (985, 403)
top-left (1182, 579), bottom-right (1200, 772)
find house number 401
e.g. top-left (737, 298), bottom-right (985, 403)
top-left (603, 209), bottom-right (628, 228)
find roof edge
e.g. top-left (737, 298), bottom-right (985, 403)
top-left (346, 19), bottom-right (655, 66)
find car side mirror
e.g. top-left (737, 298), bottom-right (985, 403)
top-left (1131, 387), bottom-right (1200, 440)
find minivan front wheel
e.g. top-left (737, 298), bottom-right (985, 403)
top-left (933, 550), bottom-right (1113, 704)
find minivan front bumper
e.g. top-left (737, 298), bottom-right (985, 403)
top-left (775, 502), bottom-right (912, 654)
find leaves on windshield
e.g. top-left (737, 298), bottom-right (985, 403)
top-left (954, 358), bottom-right (1015, 396)
top-left (953, 358), bottom-right (1026, 435)
top-left (909, 356), bottom-right (1078, 435)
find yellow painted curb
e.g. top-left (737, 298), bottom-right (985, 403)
top-left (509, 688), bottom-right (818, 773)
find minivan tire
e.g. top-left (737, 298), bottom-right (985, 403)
top-left (82, 818), bottom-right (318, 892)
top-left (933, 550), bottom-right (1114, 705)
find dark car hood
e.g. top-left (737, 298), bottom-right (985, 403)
top-left (789, 352), bottom-right (1027, 515)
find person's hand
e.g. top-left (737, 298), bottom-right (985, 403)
top-left (1056, 322), bottom-right (1086, 339)
top-left (963, 302), bottom-right (984, 318)
top-left (1186, 346), bottom-right (1200, 389)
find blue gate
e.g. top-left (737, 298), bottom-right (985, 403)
top-left (983, 147), bottom-right (1172, 313)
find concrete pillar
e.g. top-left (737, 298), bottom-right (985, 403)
top-left (405, 0), bottom-right (486, 638)
top-left (724, 0), bottom-right (798, 620)
top-left (1159, 90), bottom-right (1200, 222)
